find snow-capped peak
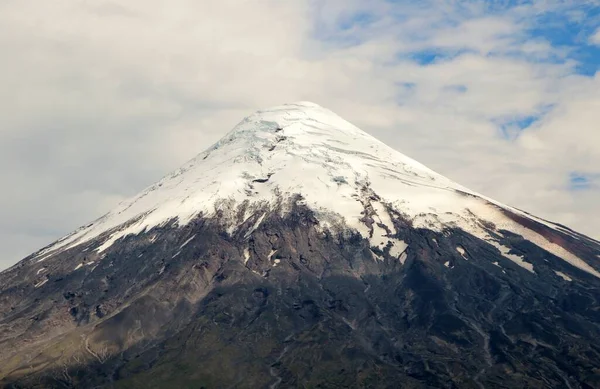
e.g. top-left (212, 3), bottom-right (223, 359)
top-left (34, 102), bottom-right (600, 279)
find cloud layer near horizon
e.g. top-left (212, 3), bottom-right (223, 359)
top-left (1, 0), bottom-right (599, 269)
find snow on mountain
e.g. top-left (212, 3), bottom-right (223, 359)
top-left (33, 102), bottom-right (600, 278)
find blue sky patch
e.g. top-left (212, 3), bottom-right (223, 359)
top-left (405, 48), bottom-right (474, 65)
top-left (497, 115), bottom-right (539, 140)
top-left (495, 114), bottom-right (539, 140)
top-left (494, 103), bottom-right (555, 140)
top-left (337, 11), bottom-right (376, 31)
top-left (444, 84), bottom-right (468, 93)
top-left (526, 4), bottom-right (600, 76)
top-left (569, 172), bottom-right (594, 191)
top-left (314, 2), bottom-right (600, 78)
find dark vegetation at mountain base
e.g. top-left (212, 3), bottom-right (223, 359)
top-left (1, 203), bottom-right (600, 389)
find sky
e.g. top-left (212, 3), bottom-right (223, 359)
top-left (1, 0), bottom-right (600, 270)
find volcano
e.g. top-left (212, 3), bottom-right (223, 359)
top-left (1, 102), bottom-right (600, 388)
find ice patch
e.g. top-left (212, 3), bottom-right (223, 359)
top-left (74, 263), bottom-right (83, 271)
top-left (444, 261), bottom-right (450, 268)
top-left (486, 240), bottom-right (533, 273)
top-left (555, 271), bottom-right (572, 281)
top-left (455, 201), bottom-right (600, 279)
top-left (35, 252), bottom-right (54, 263)
top-left (179, 235), bottom-right (196, 249)
top-left (399, 251), bottom-right (408, 264)
top-left (372, 202), bottom-right (395, 233)
top-left (388, 240), bottom-right (408, 259)
top-left (245, 213), bottom-right (266, 239)
top-left (244, 248), bottom-right (250, 265)
top-left (34, 279), bottom-right (48, 288)
top-left (36, 267), bottom-right (46, 275)
top-left (366, 204), bottom-right (403, 261)
top-left (96, 233), bottom-right (123, 253)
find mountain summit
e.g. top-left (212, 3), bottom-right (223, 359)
top-left (2, 103), bottom-right (600, 388)
top-left (31, 102), bottom-right (600, 278)
top-left (39, 100), bottom-right (459, 255)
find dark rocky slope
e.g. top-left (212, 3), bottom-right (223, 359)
top-left (1, 199), bottom-right (600, 388)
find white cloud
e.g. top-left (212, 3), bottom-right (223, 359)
top-left (0, 0), bottom-right (599, 269)
top-left (590, 27), bottom-right (600, 45)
